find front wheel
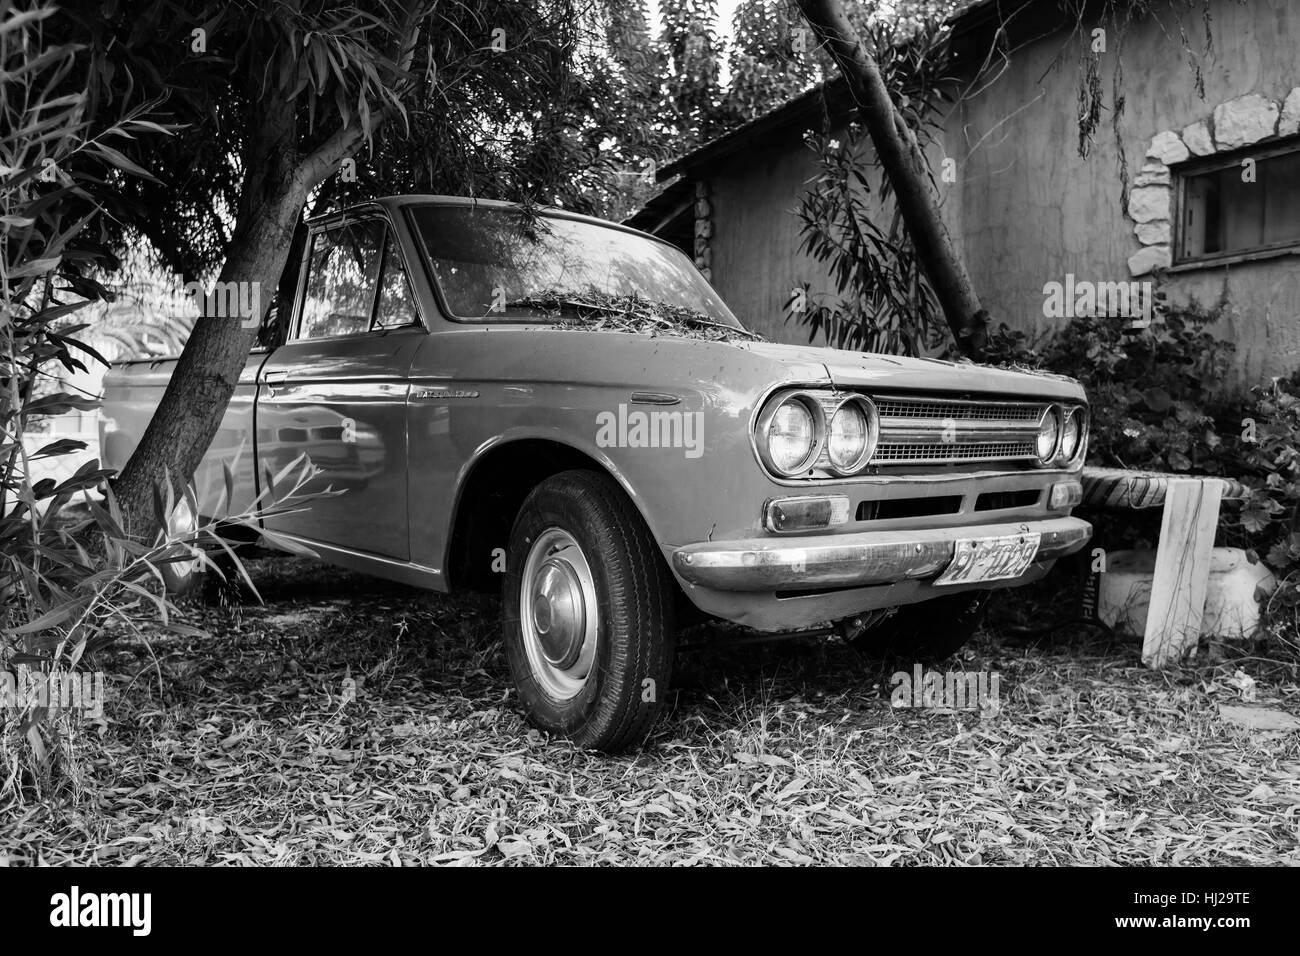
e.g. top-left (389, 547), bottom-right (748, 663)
top-left (503, 470), bottom-right (675, 752)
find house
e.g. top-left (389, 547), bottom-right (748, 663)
top-left (628, 0), bottom-right (1300, 385)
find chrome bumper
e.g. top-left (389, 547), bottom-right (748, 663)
top-left (671, 516), bottom-right (1092, 592)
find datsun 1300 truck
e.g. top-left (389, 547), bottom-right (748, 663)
top-left (100, 196), bottom-right (1093, 752)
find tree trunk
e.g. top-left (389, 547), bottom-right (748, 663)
top-left (795, 0), bottom-right (989, 359)
top-left (110, 97), bottom-right (345, 537)
top-left (109, 8), bottom-right (423, 538)
top-left (109, 193), bottom-right (305, 535)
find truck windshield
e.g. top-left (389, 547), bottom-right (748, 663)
top-left (410, 204), bottom-right (743, 328)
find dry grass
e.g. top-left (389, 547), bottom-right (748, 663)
top-left (2, 558), bottom-right (1298, 866)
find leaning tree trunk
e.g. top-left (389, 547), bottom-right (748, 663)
top-left (795, 0), bottom-right (989, 359)
top-left (111, 99), bottom-right (359, 538)
top-left (110, 5), bottom-right (422, 540)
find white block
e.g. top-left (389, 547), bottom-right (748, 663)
top-left (1098, 547), bottom-right (1274, 640)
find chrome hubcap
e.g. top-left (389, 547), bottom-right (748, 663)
top-left (520, 528), bottom-right (598, 700)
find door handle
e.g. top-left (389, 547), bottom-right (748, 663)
top-left (264, 371), bottom-right (288, 395)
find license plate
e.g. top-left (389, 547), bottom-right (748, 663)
top-left (934, 532), bottom-right (1041, 586)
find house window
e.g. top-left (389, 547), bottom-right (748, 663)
top-left (1176, 141), bottom-right (1300, 263)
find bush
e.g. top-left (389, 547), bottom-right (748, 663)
top-left (979, 306), bottom-right (1236, 468)
top-left (0, 4), bottom-right (325, 801)
top-left (979, 305), bottom-right (1300, 639)
top-left (1234, 374), bottom-right (1300, 612)
top-left (1037, 306), bottom-right (1236, 475)
top-left (0, 2), bottom-right (180, 797)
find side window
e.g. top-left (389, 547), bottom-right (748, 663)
top-left (298, 219), bottom-right (385, 339)
top-left (372, 235), bottom-right (419, 329)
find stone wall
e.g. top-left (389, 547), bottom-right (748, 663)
top-left (1126, 89), bottom-right (1300, 277)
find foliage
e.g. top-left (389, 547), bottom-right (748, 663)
top-left (45, 1), bottom-right (666, 284)
top-left (44, 0), bottom-right (969, 303)
top-left (972, 303), bottom-right (1236, 473)
top-left (0, 0), bottom-right (159, 788)
top-left (1058, 0), bottom-right (1243, 201)
top-left (51, 0), bottom-right (419, 277)
top-left (1233, 375), bottom-right (1300, 615)
top-left (599, 0), bottom-right (671, 221)
top-left (786, 4), bottom-right (961, 355)
top-left (1038, 308), bottom-right (1235, 475)
top-left (789, 127), bottom-right (944, 355)
top-left (0, 2), bottom-right (328, 799)
top-left (725, 0), bottom-right (824, 123)
top-left (658, 0), bottom-right (729, 151)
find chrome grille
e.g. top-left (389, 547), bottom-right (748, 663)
top-left (872, 394), bottom-right (1048, 467)
top-left (874, 398), bottom-right (1042, 422)
top-left (872, 440), bottom-right (1036, 463)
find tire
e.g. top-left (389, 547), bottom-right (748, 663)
top-left (503, 470), bottom-right (675, 752)
top-left (855, 590), bottom-right (992, 663)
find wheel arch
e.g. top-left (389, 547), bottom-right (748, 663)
top-left (444, 436), bottom-right (665, 593)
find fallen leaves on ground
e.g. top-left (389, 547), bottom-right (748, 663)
top-left (2, 558), bottom-right (1298, 866)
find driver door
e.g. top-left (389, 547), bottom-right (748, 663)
top-left (258, 215), bottom-right (424, 560)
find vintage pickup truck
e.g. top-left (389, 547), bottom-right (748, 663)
top-left (101, 195), bottom-right (1092, 751)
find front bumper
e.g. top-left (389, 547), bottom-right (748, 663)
top-left (671, 516), bottom-right (1092, 592)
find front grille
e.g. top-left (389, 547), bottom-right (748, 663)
top-left (871, 394), bottom-right (1048, 467)
top-left (872, 440), bottom-right (1035, 462)
top-left (874, 398), bottom-right (1042, 422)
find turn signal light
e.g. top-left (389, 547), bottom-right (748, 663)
top-left (764, 495), bottom-right (851, 533)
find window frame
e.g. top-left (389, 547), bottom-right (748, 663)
top-left (291, 214), bottom-right (425, 343)
top-left (1172, 136), bottom-right (1300, 268)
top-left (369, 226), bottom-right (424, 333)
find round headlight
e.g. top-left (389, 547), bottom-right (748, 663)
top-left (1059, 406), bottom-right (1084, 462)
top-left (827, 397), bottom-right (878, 474)
top-left (1036, 406), bottom-right (1061, 465)
top-left (763, 396), bottom-right (820, 476)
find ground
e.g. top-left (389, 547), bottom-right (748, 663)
top-left (2, 558), bottom-right (1298, 866)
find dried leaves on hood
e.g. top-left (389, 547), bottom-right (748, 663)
top-left (511, 289), bottom-right (764, 344)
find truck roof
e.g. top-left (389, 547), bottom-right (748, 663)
top-left (309, 195), bottom-right (665, 246)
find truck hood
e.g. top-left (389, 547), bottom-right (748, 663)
top-left (735, 341), bottom-right (1086, 403)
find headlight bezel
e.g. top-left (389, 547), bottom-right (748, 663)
top-left (1055, 405), bottom-right (1088, 466)
top-left (755, 391), bottom-right (825, 478)
top-left (825, 394), bottom-right (880, 477)
top-left (1034, 404), bottom-right (1063, 467)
